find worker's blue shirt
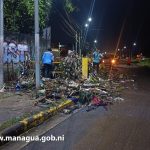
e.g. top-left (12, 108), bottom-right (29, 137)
top-left (42, 51), bottom-right (54, 64)
top-left (93, 51), bottom-right (102, 63)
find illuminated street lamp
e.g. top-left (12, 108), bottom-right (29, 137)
top-left (93, 40), bottom-right (97, 49)
top-left (133, 42), bottom-right (136, 46)
top-left (122, 46), bottom-right (127, 58)
top-left (132, 42), bottom-right (137, 58)
top-left (85, 23), bottom-right (89, 28)
top-left (117, 49), bottom-right (121, 58)
top-left (84, 17), bottom-right (92, 27)
top-left (81, 17), bottom-right (92, 54)
top-left (94, 40), bottom-right (97, 43)
top-left (88, 17), bottom-right (92, 22)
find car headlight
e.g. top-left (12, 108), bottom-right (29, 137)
top-left (111, 59), bottom-right (116, 64)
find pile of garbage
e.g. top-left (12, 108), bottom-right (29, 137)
top-left (33, 68), bottom-right (136, 113)
top-left (1, 51), bottom-right (136, 114)
top-left (60, 52), bottom-right (82, 80)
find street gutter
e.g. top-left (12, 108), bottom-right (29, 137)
top-left (0, 99), bottom-right (74, 146)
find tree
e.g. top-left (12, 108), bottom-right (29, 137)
top-left (64, 0), bottom-right (75, 13)
top-left (4, 0), bottom-right (75, 34)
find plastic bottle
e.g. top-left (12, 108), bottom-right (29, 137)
top-left (16, 81), bottom-right (21, 91)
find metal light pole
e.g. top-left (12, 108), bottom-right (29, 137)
top-left (0, 0), bottom-right (4, 88)
top-left (80, 27), bottom-right (83, 56)
top-left (132, 42), bottom-right (136, 59)
top-left (79, 33), bottom-right (81, 56)
top-left (34, 0), bottom-right (40, 89)
top-left (94, 40), bottom-right (97, 49)
top-left (75, 32), bottom-right (78, 54)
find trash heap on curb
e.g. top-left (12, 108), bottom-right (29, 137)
top-left (1, 51), bottom-right (136, 114)
top-left (34, 68), bottom-right (135, 113)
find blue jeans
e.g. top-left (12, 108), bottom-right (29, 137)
top-left (93, 62), bottom-right (99, 73)
top-left (43, 64), bottom-right (52, 78)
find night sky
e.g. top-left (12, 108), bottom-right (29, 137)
top-left (50, 0), bottom-right (150, 56)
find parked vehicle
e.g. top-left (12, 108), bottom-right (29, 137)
top-left (101, 53), bottom-right (118, 67)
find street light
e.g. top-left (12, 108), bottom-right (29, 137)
top-left (133, 42), bottom-right (136, 46)
top-left (34, 0), bottom-right (40, 89)
top-left (88, 17), bottom-right (92, 22)
top-left (85, 23), bottom-right (89, 28)
top-left (84, 17), bottom-right (92, 28)
top-left (132, 42), bottom-right (137, 58)
top-left (122, 46), bottom-right (127, 58)
top-left (117, 49), bottom-right (121, 58)
top-left (93, 40), bottom-right (97, 49)
top-left (94, 40), bottom-right (97, 43)
top-left (80, 17), bottom-right (92, 55)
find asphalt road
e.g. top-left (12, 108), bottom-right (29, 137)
top-left (22, 67), bottom-right (150, 150)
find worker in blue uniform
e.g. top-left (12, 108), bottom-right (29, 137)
top-left (42, 48), bottom-right (54, 78)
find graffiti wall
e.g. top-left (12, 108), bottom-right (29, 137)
top-left (3, 41), bottom-right (30, 64)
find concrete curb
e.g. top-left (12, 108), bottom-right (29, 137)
top-left (0, 99), bottom-right (74, 146)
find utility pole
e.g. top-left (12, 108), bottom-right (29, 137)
top-left (80, 29), bottom-right (83, 56)
top-left (46, 28), bottom-right (48, 49)
top-left (75, 32), bottom-right (78, 54)
top-left (34, 0), bottom-right (40, 89)
top-left (79, 33), bottom-right (81, 56)
top-left (49, 27), bottom-right (51, 48)
top-left (0, 0), bottom-right (4, 88)
top-left (59, 42), bottom-right (61, 51)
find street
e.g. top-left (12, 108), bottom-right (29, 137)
top-left (0, 1), bottom-right (150, 150)
top-left (18, 67), bottom-right (150, 150)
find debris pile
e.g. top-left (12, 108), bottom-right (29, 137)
top-left (33, 67), bottom-right (135, 113)
top-left (2, 51), bottom-right (136, 114)
top-left (61, 52), bottom-right (81, 80)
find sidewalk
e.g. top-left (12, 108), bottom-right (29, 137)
top-left (0, 92), bottom-right (45, 128)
